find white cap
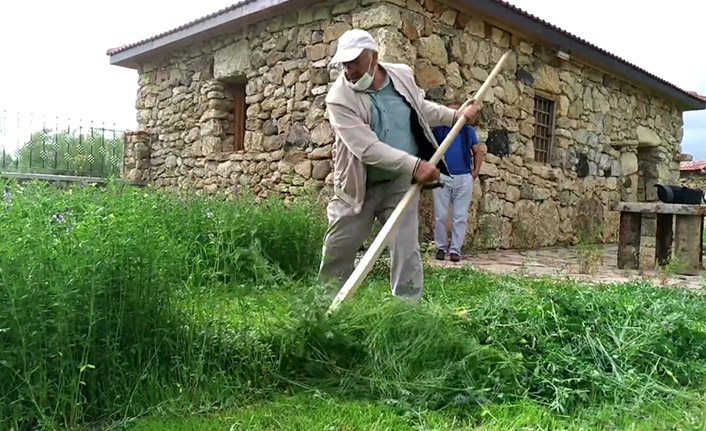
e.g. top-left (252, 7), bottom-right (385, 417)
top-left (330, 29), bottom-right (378, 64)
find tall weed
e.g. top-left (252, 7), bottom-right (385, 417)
top-left (0, 179), bottom-right (326, 430)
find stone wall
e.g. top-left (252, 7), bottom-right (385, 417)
top-left (127, 0), bottom-right (686, 249)
top-left (122, 131), bottom-right (151, 183)
top-left (680, 171), bottom-right (706, 191)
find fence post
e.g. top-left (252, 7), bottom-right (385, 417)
top-left (123, 131), bottom-right (151, 183)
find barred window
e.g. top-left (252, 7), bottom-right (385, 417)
top-left (533, 96), bottom-right (555, 164)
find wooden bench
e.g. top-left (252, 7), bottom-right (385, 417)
top-left (615, 202), bottom-right (705, 275)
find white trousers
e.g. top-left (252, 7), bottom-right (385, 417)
top-left (433, 173), bottom-right (474, 255)
top-left (318, 175), bottom-right (423, 300)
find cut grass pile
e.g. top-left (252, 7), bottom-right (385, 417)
top-left (1, 179), bottom-right (705, 430)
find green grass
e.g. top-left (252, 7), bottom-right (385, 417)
top-left (2, 179), bottom-right (706, 431)
top-left (123, 394), bottom-right (706, 431)
top-left (120, 274), bottom-right (706, 430)
top-left (0, 179), bottom-right (325, 430)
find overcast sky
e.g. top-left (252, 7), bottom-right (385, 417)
top-left (1, 1), bottom-right (704, 158)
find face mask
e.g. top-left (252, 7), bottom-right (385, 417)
top-left (350, 56), bottom-right (375, 92)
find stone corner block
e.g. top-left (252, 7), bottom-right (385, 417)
top-left (214, 39), bottom-right (250, 79)
top-left (636, 125), bottom-right (661, 147)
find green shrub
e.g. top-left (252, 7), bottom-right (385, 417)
top-left (0, 179), bottom-right (326, 430)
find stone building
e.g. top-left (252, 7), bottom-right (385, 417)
top-left (680, 160), bottom-right (706, 191)
top-left (108, 0), bottom-right (705, 250)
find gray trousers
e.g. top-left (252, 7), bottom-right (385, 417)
top-left (433, 173), bottom-right (474, 255)
top-left (318, 175), bottom-right (423, 300)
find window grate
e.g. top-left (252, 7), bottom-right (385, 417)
top-left (533, 96), bottom-right (555, 164)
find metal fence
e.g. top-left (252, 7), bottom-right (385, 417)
top-left (0, 110), bottom-right (126, 178)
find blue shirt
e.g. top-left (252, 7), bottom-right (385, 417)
top-left (432, 125), bottom-right (478, 175)
top-left (366, 75), bottom-right (420, 184)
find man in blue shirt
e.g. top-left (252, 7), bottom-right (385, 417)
top-left (432, 103), bottom-right (486, 262)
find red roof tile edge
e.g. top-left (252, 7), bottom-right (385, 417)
top-left (687, 91), bottom-right (706, 102)
top-left (680, 161), bottom-right (706, 171)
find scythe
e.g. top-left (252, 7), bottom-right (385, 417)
top-left (327, 51), bottom-right (513, 315)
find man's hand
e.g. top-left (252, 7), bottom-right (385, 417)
top-left (472, 143), bottom-right (486, 181)
top-left (413, 159), bottom-right (440, 184)
top-left (457, 100), bottom-right (481, 124)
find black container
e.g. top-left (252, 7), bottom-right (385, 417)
top-left (655, 184), bottom-right (705, 204)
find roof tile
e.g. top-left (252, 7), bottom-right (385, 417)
top-left (680, 161), bottom-right (706, 171)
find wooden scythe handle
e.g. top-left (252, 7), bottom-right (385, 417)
top-left (327, 51), bottom-right (512, 315)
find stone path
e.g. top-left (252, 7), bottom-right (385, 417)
top-left (429, 243), bottom-right (705, 291)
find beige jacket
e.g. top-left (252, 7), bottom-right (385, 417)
top-left (325, 61), bottom-right (458, 215)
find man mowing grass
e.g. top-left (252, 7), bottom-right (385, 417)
top-left (318, 29), bottom-right (481, 301)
